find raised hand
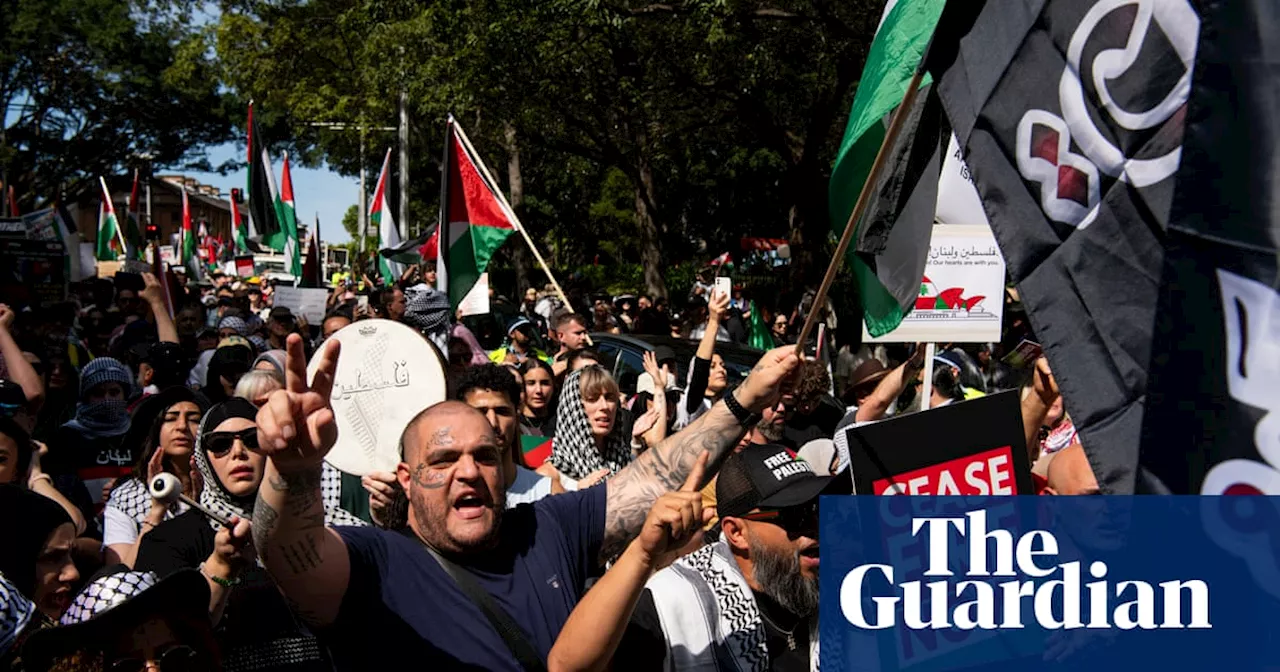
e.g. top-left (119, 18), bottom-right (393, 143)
top-left (642, 350), bottom-right (668, 390)
top-left (1032, 356), bottom-right (1059, 404)
top-left (631, 405), bottom-right (662, 439)
top-left (0, 304), bottom-right (13, 331)
top-left (635, 451), bottom-right (713, 570)
top-left (255, 333), bottom-right (340, 473)
top-left (140, 273), bottom-right (164, 306)
top-left (708, 288), bottom-right (730, 322)
top-left (735, 345), bottom-right (802, 413)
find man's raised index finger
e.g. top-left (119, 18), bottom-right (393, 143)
top-left (681, 451), bottom-right (710, 492)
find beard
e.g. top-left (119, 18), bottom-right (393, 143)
top-left (409, 490), bottom-right (505, 554)
top-left (748, 532), bottom-right (819, 617)
top-left (754, 418), bottom-right (785, 443)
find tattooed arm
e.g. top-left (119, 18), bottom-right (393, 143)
top-left (600, 347), bottom-right (800, 562)
top-left (253, 461), bottom-right (350, 626)
top-left (251, 334), bottom-right (351, 627)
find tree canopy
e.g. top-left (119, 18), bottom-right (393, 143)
top-left (210, 0), bottom-right (880, 299)
top-left (0, 0), bottom-right (233, 210)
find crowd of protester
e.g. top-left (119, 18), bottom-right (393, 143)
top-left (0, 259), bottom-right (1087, 671)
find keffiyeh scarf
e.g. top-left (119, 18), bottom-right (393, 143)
top-left (646, 540), bottom-right (819, 672)
top-left (193, 399), bottom-right (365, 531)
top-left (549, 368), bottom-right (633, 480)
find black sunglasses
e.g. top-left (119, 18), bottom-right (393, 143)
top-left (205, 429), bottom-right (259, 456)
top-left (110, 645), bottom-right (205, 672)
top-left (741, 501), bottom-right (819, 535)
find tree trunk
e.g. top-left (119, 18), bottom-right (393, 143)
top-left (634, 157), bottom-right (669, 299)
top-left (503, 121), bottom-right (532, 293)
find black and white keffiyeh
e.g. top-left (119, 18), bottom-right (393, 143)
top-left (104, 477), bottom-right (187, 543)
top-left (193, 399), bottom-right (365, 531)
top-left (0, 572), bottom-right (34, 658)
top-left (646, 540), bottom-right (819, 672)
top-left (549, 367), bottom-right (633, 480)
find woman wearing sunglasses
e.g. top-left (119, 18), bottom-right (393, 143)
top-left (134, 398), bottom-right (361, 672)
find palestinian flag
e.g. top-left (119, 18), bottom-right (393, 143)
top-left (124, 169), bottom-right (144, 259)
top-left (95, 177), bottom-right (122, 261)
top-left (370, 148), bottom-right (404, 285)
top-left (708, 252), bottom-right (733, 267)
top-left (379, 221), bottom-right (437, 266)
top-left (230, 188), bottom-right (250, 253)
top-left (180, 189), bottom-right (200, 278)
top-left (247, 102), bottom-right (283, 252)
top-left (437, 116), bottom-right (516, 308)
top-left (520, 435), bottom-right (553, 469)
top-left (278, 152), bottom-right (302, 278)
top-left (828, 0), bottom-right (947, 337)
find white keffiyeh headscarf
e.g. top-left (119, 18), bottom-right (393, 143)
top-left (549, 367), bottom-right (634, 480)
top-left (193, 398), bottom-right (365, 530)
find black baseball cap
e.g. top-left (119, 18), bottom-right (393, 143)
top-left (269, 306), bottom-right (295, 321)
top-left (717, 443), bottom-right (848, 519)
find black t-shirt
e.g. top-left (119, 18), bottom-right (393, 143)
top-left (324, 486), bottom-right (607, 670)
top-left (616, 588), bottom-right (811, 671)
top-left (135, 511), bottom-right (330, 671)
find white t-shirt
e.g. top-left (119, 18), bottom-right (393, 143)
top-left (506, 466), bottom-right (554, 507)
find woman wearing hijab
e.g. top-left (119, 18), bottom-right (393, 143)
top-left (102, 387), bottom-right (208, 568)
top-left (548, 366), bottom-right (635, 488)
top-left (49, 357), bottom-right (135, 510)
top-left (252, 349), bottom-right (287, 381)
top-left (0, 485), bottom-right (80, 624)
top-left (135, 398), bottom-right (363, 671)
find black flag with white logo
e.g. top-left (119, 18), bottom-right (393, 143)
top-left (925, 0), bottom-right (1202, 493)
top-left (1141, 0), bottom-right (1280, 495)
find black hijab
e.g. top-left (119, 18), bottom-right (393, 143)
top-left (0, 485), bottom-right (72, 597)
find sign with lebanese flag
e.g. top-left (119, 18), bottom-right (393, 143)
top-left (864, 224), bottom-right (1006, 343)
top-left (842, 390), bottom-right (1032, 496)
top-left (436, 116), bottom-right (515, 309)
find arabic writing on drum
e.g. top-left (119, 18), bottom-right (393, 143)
top-left (331, 360), bottom-right (410, 400)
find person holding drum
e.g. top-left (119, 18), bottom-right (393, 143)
top-left (249, 333), bottom-right (800, 669)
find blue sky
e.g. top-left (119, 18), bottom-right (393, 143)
top-left (184, 142), bottom-right (358, 244)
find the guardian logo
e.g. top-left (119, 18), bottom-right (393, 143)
top-left (840, 510), bottom-right (1211, 631)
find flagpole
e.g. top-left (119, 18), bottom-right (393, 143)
top-left (450, 118), bottom-right (575, 314)
top-left (100, 176), bottom-right (129, 254)
top-left (795, 66), bottom-right (928, 356)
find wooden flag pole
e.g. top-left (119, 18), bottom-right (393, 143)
top-left (450, 119), bottom-right (576, 315)
top-left (794, 67), bottom-right (927, 356)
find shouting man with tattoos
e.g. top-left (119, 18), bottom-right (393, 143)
top-left (250, 333), bottom-right (800, 670)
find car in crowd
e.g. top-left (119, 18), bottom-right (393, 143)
top-left (590, 333), bottom-right (763, 396)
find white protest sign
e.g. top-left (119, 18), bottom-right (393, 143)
top-left (864, 224), bottom-right (1006, 343)
top-left (77, 243), bottom-right (97, 281)
top-left (159, 245), bottom-right (176, 266)
top-left (458, 272), bottom-right (490, 317)
top-left (311, 319), bottom-right (446, 476)
top-left (272, 286), bottom-right (329, 324)
top-left (935, 134), bottom-right (990, 227)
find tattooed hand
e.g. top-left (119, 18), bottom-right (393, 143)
top-left (255, 333), bottom-right (340, 474)
top-left (735, 346), bottom-right (802, 413)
